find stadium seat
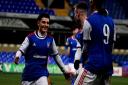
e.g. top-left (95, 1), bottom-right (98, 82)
top-left (0, 0), bottom-right (55, 15)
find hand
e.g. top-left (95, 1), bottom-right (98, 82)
top-left (63, 72), bottom-right (71, 80)
top-left (62, 66), bottom-right (71, 80)
top-left (74, 60), bottom-right (80, 70)
top-left (14, 57), bottom-right (19, 64)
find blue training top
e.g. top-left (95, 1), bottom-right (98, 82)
top-left (83, 12), bottom-right (115, 75)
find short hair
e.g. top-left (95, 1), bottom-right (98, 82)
top-left (91, 0), bottom-right (105, 9)
top-left (37, 13), bottom-right (50, 21)
top-left (91, 0), bottom-right (107, 16)
top-left (75, 2), bottom-right (88, 11)
top-left (71, 24), bottom-right (79, 31)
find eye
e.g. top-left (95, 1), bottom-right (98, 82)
top-left (42, 21), bottom-right (49, 24)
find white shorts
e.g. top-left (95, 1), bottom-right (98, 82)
top-left (21, 76), bottom-right (48, 85)
top-left (74, 68), bottom-right (96, 85)
top-left (74, 68), bottom-right (111, 85)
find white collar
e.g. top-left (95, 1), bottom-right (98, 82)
top-left (35, 31), bottom-right (47, 39)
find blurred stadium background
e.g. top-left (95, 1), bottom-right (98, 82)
top-left (0, 0), bottom-right (128, 85)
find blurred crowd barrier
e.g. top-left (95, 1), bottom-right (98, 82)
top-left (0, 43), bottom-right (128, 76)
top-left (0, 43), bottom-right (128, 67)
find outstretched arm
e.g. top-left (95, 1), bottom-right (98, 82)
top-left (50, 39), bottom-right (70, 79)
top-left (74, 47), bottom-right (82, 70)
top-left (14, 50), bottom-right (22, 64)
top-left (53, 54), bottom-right (70, 80)
top-left (74, 20), bottom-right (92, 69)
top-left (53, 54), bottom-right (67, 73)
top-left (14, 37), bottom-right (29, 64)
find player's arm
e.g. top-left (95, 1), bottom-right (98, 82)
top-left (81, 40), bottom-right (90, 63)
top-left (50, 39), bottom-right (68, 72)
top-left (74, 40), bottom-right (82, 70)
top-left (75, 39), bottom-right (82, 61)
top-left (74, 20), bottom-right (92, 69)
top-left (54, 54), bottom-right (70, 80)
top-left (14, 37), bottom-right (30, 64)
top-left (82, 20), bottom-right (92, 61)
top-left (74, 48), bottom-right (82, 70)
top-left (50, 39), bottom-right (70, 79)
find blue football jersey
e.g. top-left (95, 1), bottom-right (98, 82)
top-left (83, 12), bottom-right (115, 75)
top-left (19, 31), bottom-right (58, 81)
top-left (66, 36), bottom-right (81, 63)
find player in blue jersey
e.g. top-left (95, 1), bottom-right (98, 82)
top-left (14, 13), bottom-right (70, 85)
top-left (74, 0), bottom-right (116, 85)
top-left (73, 2), bottom-right (88, 68)
top-left (65, 25), bottom-right (81, 85)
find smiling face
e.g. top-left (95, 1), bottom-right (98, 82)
top-left (74, 8), bottom-right (80, 22)
top-left (37, 17), bottom-right (50, 34)
top-left (74, 2), bottom-right (88, 28)
top-left (74, 8), bottom-right (82, 27)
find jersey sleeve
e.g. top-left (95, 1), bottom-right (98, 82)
top-left (50, 38), bottom-right (58, 55)
top-left (83, 20), bottom-right (92, 40)
top-left (19, 37), bottom-right (30, 54)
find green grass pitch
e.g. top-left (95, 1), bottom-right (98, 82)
top-left (0, 72), bottom-right (128, 85)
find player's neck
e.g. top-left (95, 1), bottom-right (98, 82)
top-left (38, 30), bottom-right (47, 38)
top-left (81, 15), bottom-right (87, 27)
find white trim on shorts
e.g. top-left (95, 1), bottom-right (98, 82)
top-left (74, 68), bottom-right (96, 85)
top-left (21, 76), bottom-right (48, 85)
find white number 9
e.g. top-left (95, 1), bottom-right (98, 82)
top-left (103, 24), bottom-right (110, 44)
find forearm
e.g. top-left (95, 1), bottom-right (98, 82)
top-left (54, 54), bottom-right (67, 72)
top-left (74, 47), bottom-right (82, 70)
top-left (82, 40), bottom-right (90, 56)
top-left (74, 48), bottom-right (82, 61)
top-left (14, 50), bottom-right (22, 64)
top-left (14, 37), bottom-right (29, 64)
top-left (15, 50), bottom-right (22, 58)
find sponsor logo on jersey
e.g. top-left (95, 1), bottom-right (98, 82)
top-left (33, 43), bottom-right (36, 46)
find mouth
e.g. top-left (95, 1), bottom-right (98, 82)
top-left (41, 27), bottom-right (48, 32)
top-left (43, 27), bottom-right (47, 30)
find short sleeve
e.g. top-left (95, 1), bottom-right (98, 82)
top-left (83, 20), bottom-right (92, 40)
top-left (19, 37), bottom-right (30, 54)
top-left (50, 38), bottom-right (58, 55)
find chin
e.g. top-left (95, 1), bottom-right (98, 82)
top-left (43, 30), bottom-right (48, 33)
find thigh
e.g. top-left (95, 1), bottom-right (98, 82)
top-left (35, 76), bottom-right (48, 85)
top-left (21, 76), bottom-right (48, 85)
top-left (74, 68), bottom-right (96, 85)
top-left (93, 74), bottom-right (111, 85)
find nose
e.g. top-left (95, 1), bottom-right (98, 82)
top-left (45, 23), bottom-right (49, 27)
